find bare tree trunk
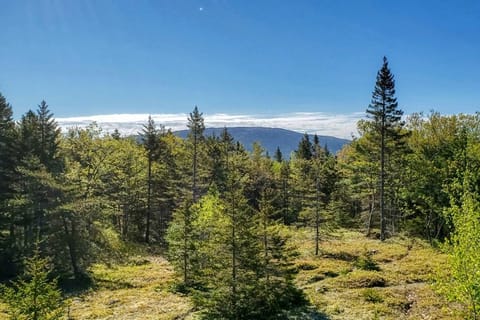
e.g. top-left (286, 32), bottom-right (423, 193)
top-left (380, 106), bottom-right (386, 241)
top-left (262, 192), bottom-right (269, 282)
top-left (366, 193), bottom-right (375, 237)
top-left (315, 177), bottom-right (320, 256)
top-left (146, 158), bottom-right (151, 244)
top-left (193, 133), bottom-right (198, 202)
top-left (183, 214), bottom-right (188, 285)
top-left (61, 213), bottom-right (80, 279)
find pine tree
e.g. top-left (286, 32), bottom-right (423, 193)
top-left (366, 56), bottom-right (405, 241)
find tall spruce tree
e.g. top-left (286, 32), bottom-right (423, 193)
top-left (366, 56), bottom-right (405, 240)
top-left (140, 116), bottom-right (159, 244)
top-left (36, 101), bottom-right (61, 172)
top-left (0, 93), bottom-right (17, 277)
top-left (187, 106), bottom-right (205, 202)
top-left (0, 93), bottom-right (16, 198)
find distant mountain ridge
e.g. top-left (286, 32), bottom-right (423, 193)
top-left (174, 127), bottom-right (350, 157)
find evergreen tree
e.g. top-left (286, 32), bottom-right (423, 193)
top-left (365, 56), bottom-right (405, 241)
top-left (18, 111), bottom-right (39, 160)
top-left (140, 116), bottom-right (160, 243)
top-left (187, 106), bottom-right (205, 202)
top-left (0, 93), bottom-right (18, 278)
top-left (274, 147), bottom-right (283, 162)
top-left (296, 133), bottom-right (313, 160)
top-left (0, 247), bottom-right (66, 320)
top-left (111, 128), bottom-right (121, 140)
top-left (205, 135), bottom-right (228, 192)
top-left (166, 200), bottom-right (196, 287)
top-left (0, 93), bottom-right (16, 198)
top-left (278, 160), bottom-right (293, 224)
top-left (36, 101), bottom-right (61, 172)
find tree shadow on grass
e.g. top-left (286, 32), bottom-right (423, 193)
top-left (283, 305), bottom-right (331, 320)
top-left (59, 272), bottom-right (134, 295)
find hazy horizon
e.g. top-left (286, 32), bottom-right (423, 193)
top-left (55, 111), bottom-right (363, 139)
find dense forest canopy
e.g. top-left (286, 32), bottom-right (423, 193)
top-left (1, 57), bottom-right (480, 318)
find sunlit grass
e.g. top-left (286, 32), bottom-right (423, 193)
top-left (67, 255), bottom-right (194, 320)
top-left (295, 228), bottom-right (460, 319)
top-left (0, 228), bottom-right (460, 319)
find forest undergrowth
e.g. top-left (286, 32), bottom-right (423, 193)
top-left (0, 227), bottom-right (459, 320)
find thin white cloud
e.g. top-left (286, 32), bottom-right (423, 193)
top-left (56, 112), bottom-right (364, 139)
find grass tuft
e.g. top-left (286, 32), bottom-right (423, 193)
top-left (362, 288), bottom-right (384, 303)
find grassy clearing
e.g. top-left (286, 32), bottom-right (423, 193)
top-left (0, 228), bottom-right (460, 319)
top-left (293, 228), bottom-right (460, 319)
top-left (66, 255), bottom-right (194, 320)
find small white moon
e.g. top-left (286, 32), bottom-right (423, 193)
top-left (199, 7), bottom-right (204, 11)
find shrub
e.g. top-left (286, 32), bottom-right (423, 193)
top-left (353, 252), bottom-right (380, 271)
top-left (362, 288), bottom-right (384, 303)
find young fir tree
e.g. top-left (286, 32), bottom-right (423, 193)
top-left (171, 140), bottom-right (306, 319)
top-left (255, 187), bottom-right (305, 317)
top-left (166, 200), bottom-right (197, 288)
top-left (0, 247), bottom-right (66, 320)
top-left (365, 56), bottom-right (405, 241)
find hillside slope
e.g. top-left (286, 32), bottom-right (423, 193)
top-left (174, 127), bottom-right (350, 156)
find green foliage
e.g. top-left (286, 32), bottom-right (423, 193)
top-left (436, 192), bottom-right (480, 319)
top-left (296, 133), bottom-right (313, 160)
top-left (0, 248), bottom-right (66, 320)
top-left (4, 59), bottom-right (480, 319)
top-left (168, 170), bottom-right (306, 318)
top-left (354, 251), bottom-right (380, 271)
top-left (166, 200), bottom-right (198, 286)
top-left (361, 288), bottom-right (384, 303)
top-left (187, 106), bottom-right (206, 202)
top-left (0, 92), bottom-right (18, 277)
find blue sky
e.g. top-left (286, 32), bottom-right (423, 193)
top-left (1, 0), bottom-right (479, 122)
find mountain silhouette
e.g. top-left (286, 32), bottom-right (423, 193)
top-left (175, 127), bottom-right (350, 157)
